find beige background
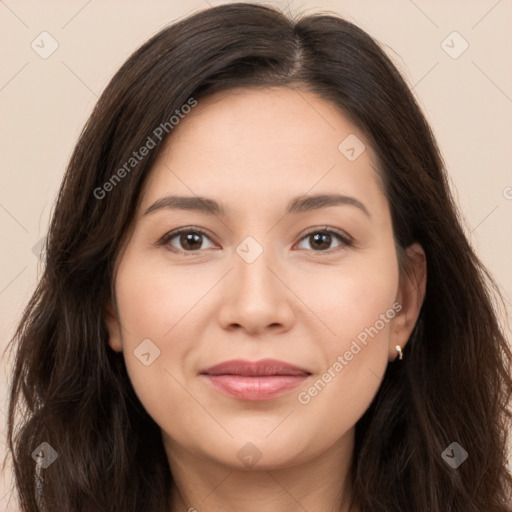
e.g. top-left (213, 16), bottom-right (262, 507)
top-left (1, 1), bottom-right (511, 509)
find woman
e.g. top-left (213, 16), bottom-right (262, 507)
top-left (4, 3), bottom-right (511, 511)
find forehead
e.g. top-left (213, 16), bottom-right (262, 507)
top-left (140, 87), bottom-right (387, 219)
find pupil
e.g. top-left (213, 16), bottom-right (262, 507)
top-left (182, 232), bottom-right (202, 250)
top-left (312, 233), bottom-right (330, 250)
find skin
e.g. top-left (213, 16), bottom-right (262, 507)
top-left (106, 87), bottom-right (426, 512)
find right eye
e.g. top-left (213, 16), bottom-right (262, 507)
top-left (161, 228), bottom-right (217, 254)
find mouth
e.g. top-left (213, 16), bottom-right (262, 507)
top-left (199, 358), bottom-right (311, 401)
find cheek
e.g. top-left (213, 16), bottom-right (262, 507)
top-left (116, 257), bottom-right (203, 337)
top-left (113, 255), bottom-right (202, 415)
top-left (298, 250), bottom-right (399, 348)
top-left (113, 255), bottom-right (239, 450)
top-left (115, 246), bottom-right (228, 376)
top-left (293, 252), bottom-right (399, 421)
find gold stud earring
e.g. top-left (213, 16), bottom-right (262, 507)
top-left (395, 345), bottom-right (403, 360)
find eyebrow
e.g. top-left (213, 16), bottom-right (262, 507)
top-left (143, 193), bottom-right (370, 218)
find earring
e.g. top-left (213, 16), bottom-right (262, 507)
top-left (395, 345), bottom-right (403, 360)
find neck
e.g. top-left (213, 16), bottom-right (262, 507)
top-left (164, 429), bottom-right (358, 512)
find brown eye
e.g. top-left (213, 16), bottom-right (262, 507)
top-left (163, 229), bottom-right (215, 253)
top-left (296, 228), bottom-right (352, 252)
top-left (309, 232), bottom-right (332, 250)
top-left (178, 232), bottom-right (203, 251)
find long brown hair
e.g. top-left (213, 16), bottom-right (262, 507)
top-left (3, 3), bottom-right (511, 511)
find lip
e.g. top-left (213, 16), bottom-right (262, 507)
top-left (199, 358), bottom-right (311, 401)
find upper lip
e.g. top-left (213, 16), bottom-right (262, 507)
top-left (199, 358), bottom-right (311, 376)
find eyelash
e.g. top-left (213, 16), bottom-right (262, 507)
top-left (159, 226), bottom-right (354, 255)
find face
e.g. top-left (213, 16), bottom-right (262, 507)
top-left (106, 87), bottom-right (425, 471)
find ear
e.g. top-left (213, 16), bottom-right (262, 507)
top-left (105, 300), bottom-right (123, 352)
top-left (388, 242), bottom-right (426, 361)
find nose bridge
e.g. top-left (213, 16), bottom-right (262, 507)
top-left (234, 233), bottom-right (279, 299)
top-left (217, 233), bottom-right (293, 332)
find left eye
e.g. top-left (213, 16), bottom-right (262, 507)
top-left (161, 227), bottom-right (352, 254)
top-left (295, 229), bottom-right (352, 252)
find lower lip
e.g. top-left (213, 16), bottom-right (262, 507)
top-left (201, 375), bottom-right (309, 401)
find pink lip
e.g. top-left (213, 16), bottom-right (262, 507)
top-left (199, 358), bottom-right (311, 401)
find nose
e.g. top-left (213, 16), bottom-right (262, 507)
top-left (217, 247), bottom-right (295, 335)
